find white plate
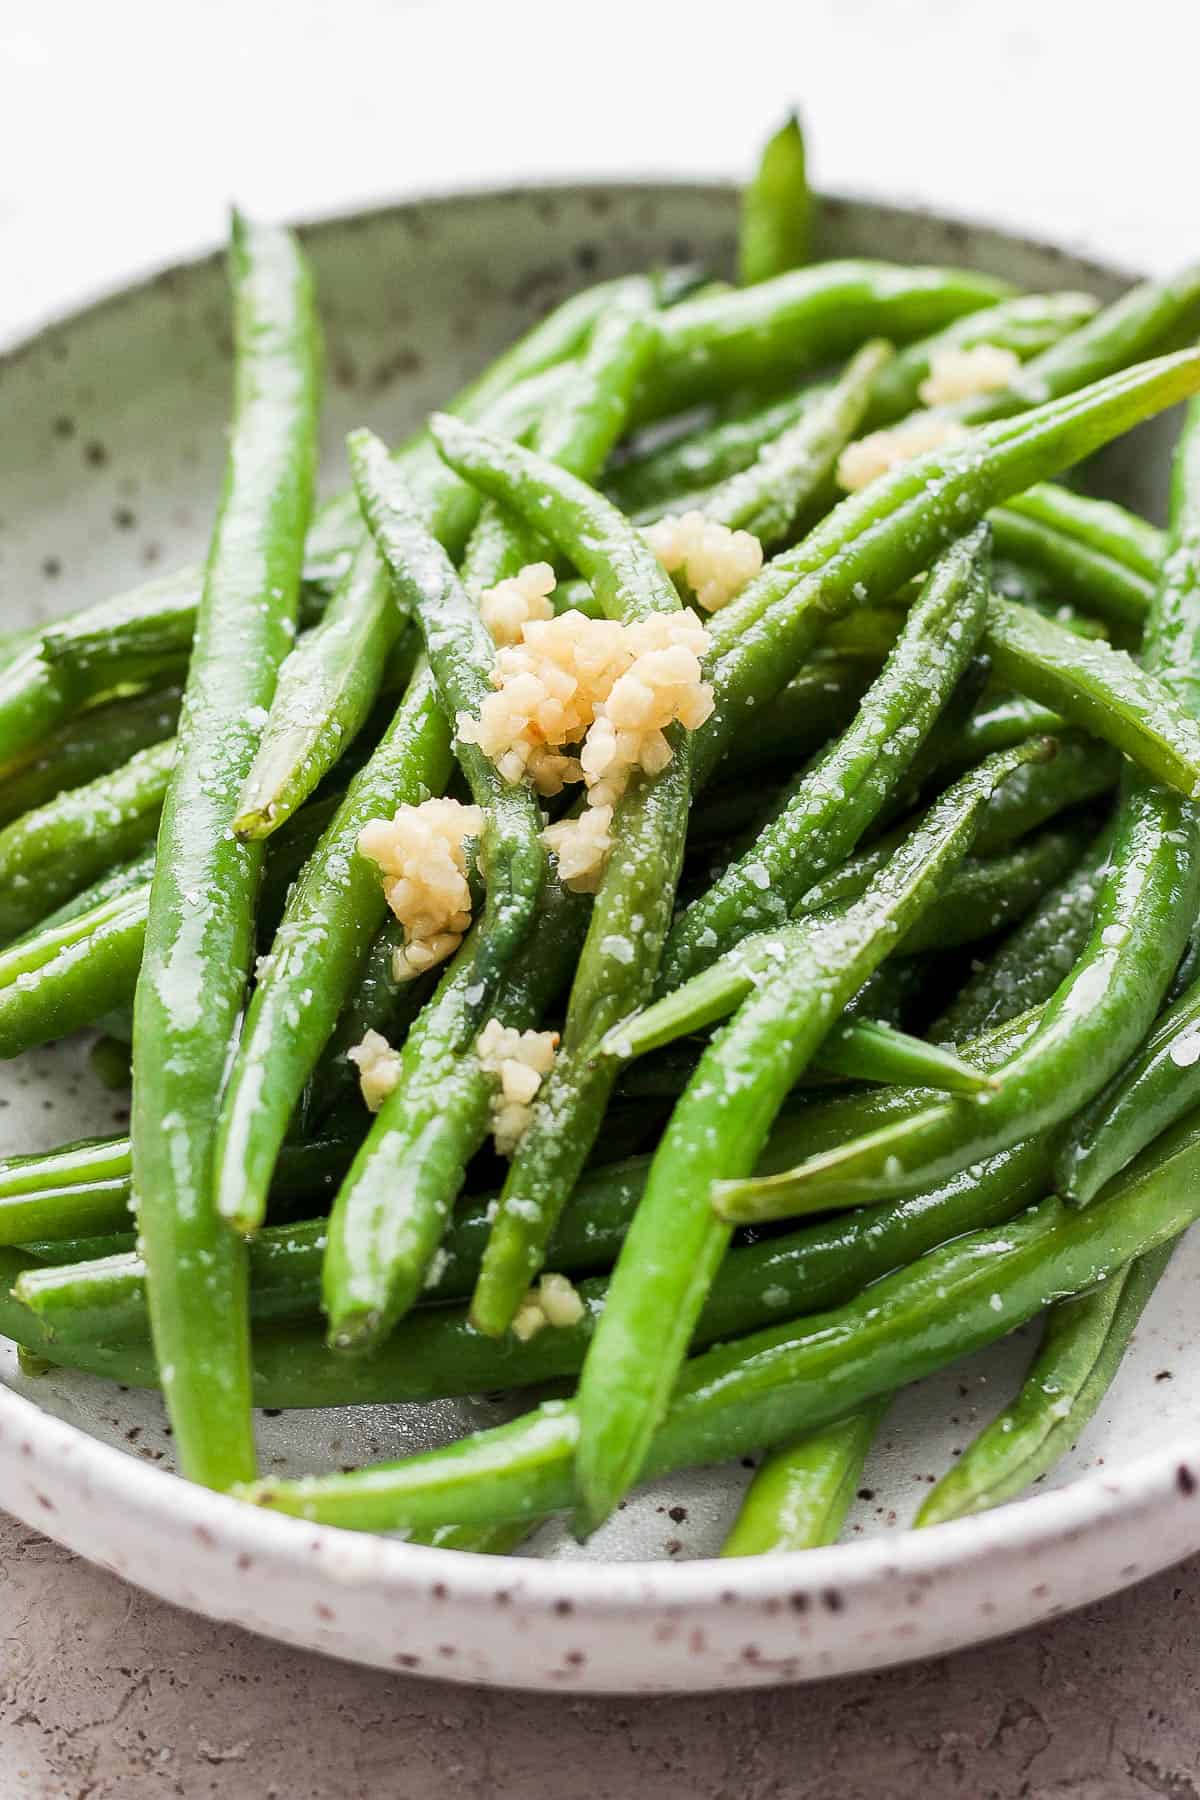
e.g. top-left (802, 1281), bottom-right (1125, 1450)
top-left (1, 183), bottom-right (1197, 1693)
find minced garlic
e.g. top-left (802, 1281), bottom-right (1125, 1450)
top-left (645, 509), bottom-right (764, 612)
top-left (476, 1016), bottom-right (559, 1156)
top-left (836, 414), bottom-right (967, 493)
top-left (347, 1028), bottom-right (402, 1112)
top-left (917, 343), bottom-right (1021, 407)
top-left (542, 803), bottom-right (614, 892)
top-left (479, 561), bottom-right (557, 647)
top-left (511, 1272), bottom-right (586, 1342)
top-left (357, 796), bottom-right (483, 982)
top-left (580, 609), bottom-right (713, 812)
top-left (458, 608), bottom-right (629, 794)
top-left (459, 599), bottom-right (713, 893)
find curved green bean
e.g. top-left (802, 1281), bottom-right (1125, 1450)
top-left (720, 1399), bottom-right (889, 1555)
top-left (738, 113), bottom-right (812, 286)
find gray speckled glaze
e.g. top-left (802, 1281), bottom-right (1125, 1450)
top-left (0, 184), bottom-right (1195, 1693)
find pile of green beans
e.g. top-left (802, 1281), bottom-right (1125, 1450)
top-left (8, 116), bottom-right (1200, 1565)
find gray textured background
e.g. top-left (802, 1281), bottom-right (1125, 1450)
top-left (3, 2), bottom-right (1200, 1793)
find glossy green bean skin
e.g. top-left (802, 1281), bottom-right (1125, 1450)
top-left (982, 597), bottom-right (1200, 794)
top-left (720, 1399), bottom-right (889, 1555)
top-left (605, 292), bottom-right (1097, 524)
top-left (432, 422), bottom-right (704, 1337)
top-left (1003, 484), bottom-right (1163, 581)
top-left (0, 1128), bottom-right (358, 1249)
top-left (943, 264), bottom-right (1200, 428)
top-left (0, 685), bottom-right (181, 830)
top-left (865, 293), bottom-right (1101, 425)
top-left (0, 883), bottom-right (148, 1058)
top-left (989, 509), bottom-right (1151, 635)
top-left (0, 570), bottom-right (194, 773)
top-left (233, 540), bottom-right (399, 840)
top-left (233, 1105), bottom-right (1200, 1535)
top-left (322, 877), bottom-right (586, 1352)
top-left (303, 916), bottom-right (430, 1124)
top-left (661, 530), bottom-right (991, 993)
top-left (131, 214), bottom-right (320, 1489)
top-left (0, 739), bottom-right (173, 942)
top-left (739, 113), bottom-right (811, 285)
top-left (214, 658), bottom-right (453, 1234)
top-left (7, 1118), bottom-right (1049, 1403)
top-left (349, 430), bottom-right (545, 1017)
top-left (700, 341), bottom-right (891, 549)
top-left (616, 821), bottom-right (1080, 1073)
top-left (632, 262), bottom-right (1013, 420)
top-left (574, 741), bottom-right (1043, 1530)
top-left (967, 733), bottom-right (1118, 855)
top-left (721, 769), bottom-right (1200, 1223)
top-left (694, 352), bottom-right (1200, 791)
top-left (917, 1242), bottom-right (1176, 1525)
top-left (605, 390), bottom-right (816, 521)
top-left (931, 830), bottom-right (1110, 1041)
top-left (463, 279), bottom-right (659, 589)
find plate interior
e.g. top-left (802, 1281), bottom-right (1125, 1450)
top-left (1, 184), bottom-right (1194, 1565)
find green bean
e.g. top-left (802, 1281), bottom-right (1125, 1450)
top-left (5, 1114), bottom-right (1050, 1401)
top-left (214, 658), bottom-right (454, 1234)
top-left (0, 1127), bottom-right (359, 1251)
top-left (865, 294), bottom-right (1101, 425)
top-left (349, 430), bottom-right (546, 1017)
top-left (233, 1102), bottom-right (1200, 1535)
top-left (574, 740), bottom-right (1045, 1529)
top-left (720, 1399), bottom-right (889, 1555)
top-left (0, 739), bottom-right (173, 942)
top-left (233, 541), bottom-right (399, 840)
top-left (896, 823), bottom-right (1091, 952)
top-left (605, 292), bottom-right (1098, 524)
top-left (966, 734), bottom-right (1118, 854)
top-left (917, 1240), bottom-right (1173, 1527)
top-left (697, 341), bottom-right (893, 550)
top-left (989, 509), bottom-right (1152, 635)
top-left (914, 691), bottom-right (1066, 781)
top-left (661, 530), bottom-right (992, 992)
top-left (931, 830), bottom-right (1110, 1040)
top-left (981, 598), bottom-right (1200, 793)
top-left (943, 263), bottom-right (1200, 428)
top-left (428, 418), bottom-right (700, 1337)
top-left (303, 916), bottom-right (432, 1124)
top-left (739, 113), bottom-right (812, 286)
top-left (321, 877), bottom-right (587, 1352)
top-left (720, 768), bottom-right (1200, 1224)
top-left (0, 685), bottom-right (181, 830)
top-left (614, 819), bottom-right (1081, 1070)
top-left (0, 882), bottom-right (148, 1058)
top-left (131, 214), bottom-right (320, 1489)
top-left (1002, 484), bottom-right (1163, 581)
top-left (1057, 393), bottom-right (1200, 1205)
top-left (632, 262), bottom-right (1013, 421)
top-left (694, 352), bottom-right (1200, 790)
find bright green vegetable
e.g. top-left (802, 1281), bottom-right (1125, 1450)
top-left (0, 738), bottom-right (173, 942)
top-left (0, 685), bottom-right (181, 830)
top-left (660, 528), bottom-right (992, 992)
top-left (916, 1242), bottom-right (1174, 1525)
top-left (214, 658), bottom-right (453, 1235)
top-left (574, 739), bottom-right (1046, 1531)
top-left (738, 113), bottom-right (812, 286)
top-left (721, 1400), bottom-right (889, 1555)
top-left (350, 429), bottom-right (546, 1019)
top-left (231, 1106), bottom-right (1200, 1534)
top-left (131, 212), bottom-right (320, 1489)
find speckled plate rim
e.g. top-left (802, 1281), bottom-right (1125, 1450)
top-left (0, 182), bottom-right (1194, 1691)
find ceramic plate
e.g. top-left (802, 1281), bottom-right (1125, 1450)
top-left (1, 183), bottom-right (1197, 1693)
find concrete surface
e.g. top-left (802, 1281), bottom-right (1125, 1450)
top-left (3, 1507), bottom-right (1199, 1798)
top-left (6, 2), bottom-right (1200, 1793)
